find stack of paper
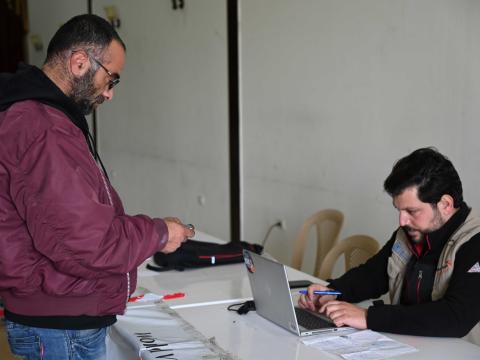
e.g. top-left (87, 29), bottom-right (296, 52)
top-left (301, 329), bottom-right (417, 360)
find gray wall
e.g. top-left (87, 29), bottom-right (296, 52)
top-left (27, 0), bottom-right (93, 127)
top-left (27, 1), bottom-right (88, 66)
top-left (27, 1), bottom-right (480, 275)
top-left (241, 0), bottom-right (480, 273)
top-left (92, 0), bottom-right (230, 241)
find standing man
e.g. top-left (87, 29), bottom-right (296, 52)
top-left (300, 147), bottom-right (480, 342)
top-left (0, 14), bottom-right (194, 359)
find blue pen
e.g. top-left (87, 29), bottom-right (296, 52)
top-left (298, 290), bottom-right (342, 296)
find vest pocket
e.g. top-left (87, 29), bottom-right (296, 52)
top-left (387, 256), bottom-right (405, 304)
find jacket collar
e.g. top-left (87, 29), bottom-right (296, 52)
top-left (411, 202), bottom-right (470, 254)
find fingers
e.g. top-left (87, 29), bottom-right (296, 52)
top-left (161, 237), bottom-right (184, 254)
top-left (307, 284), bottom-right (330, 299)
top-left (298, 295), bottom-right (311, 310)
top-left (320, 301), bottom-right (367, 329)
top-left (162, 218), bottom-right (196, 253)
top-left (164, 217), bottom-right (180, 223)
top-left (164, 218), bottom-right (195, 239)
top-left (298, 284), bottom-right (330, 312)
top-left (320, 300), bottom-right (338, 315)
top-left (321, 301), bottom-right (343, 325)
top-left (319, 301), bottom-right (347, 327)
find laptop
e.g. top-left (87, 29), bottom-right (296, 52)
top-left (243, 249), bottom-right (341, 336)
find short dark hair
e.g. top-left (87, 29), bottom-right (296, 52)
top-left (45, 14), bottom-right (126, 64)
top-left (384, 147), bottom-right (463, 207)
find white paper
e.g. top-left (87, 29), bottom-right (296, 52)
top-left (302, 329), bottom-right (417, 360)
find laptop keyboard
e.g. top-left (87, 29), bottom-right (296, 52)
top-left (294, 307), bottom-right (334, 330)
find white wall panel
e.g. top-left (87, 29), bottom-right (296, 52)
top-left (241, 0), bottom-right (480, 272)
top-left (27, 0), bottom-right (88, 67)
top-left (26, 2), bottom-right (93, 141)
top-left (92, 0), bottom-right (230, 240)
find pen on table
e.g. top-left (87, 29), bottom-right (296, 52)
top-left (298, 290), bottom-right (342, 296)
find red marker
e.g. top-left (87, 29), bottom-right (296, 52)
top-left (163, 292), bottom-right (185, 300)
top-left (128, 294), bottom-right (145, 302)
top-left (128, 292), bottom-right (185, 302)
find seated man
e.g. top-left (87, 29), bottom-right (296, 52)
top-left (299, 147), bottom-right (480, 342)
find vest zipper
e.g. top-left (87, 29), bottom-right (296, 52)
top-left (416, 270), bottom-right (423, 303)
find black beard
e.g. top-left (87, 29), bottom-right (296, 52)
top-left (70, 68), bottom-right (105, 115)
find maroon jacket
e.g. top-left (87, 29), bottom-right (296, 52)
top-left (0, 100), bottom-right (168, 317)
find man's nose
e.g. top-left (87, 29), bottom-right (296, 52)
top-left (102, 87), bottom-right (114, 101)
top-left (399, 212), bottom-right (409, 227)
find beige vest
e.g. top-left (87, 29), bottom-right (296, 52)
top-left (386, 210), bottom-right (480, 344)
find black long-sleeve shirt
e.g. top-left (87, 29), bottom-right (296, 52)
top-left (329, 204), bottom-right (480, 337)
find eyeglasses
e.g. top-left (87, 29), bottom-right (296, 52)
top-left (91, 57), bottom-right (120, 90)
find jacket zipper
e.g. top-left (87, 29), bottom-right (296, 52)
top-left (413, 236), bottom-right (428, 304)
top-left (416, 270), bottom-right (423, 303)
top-left (95, 158), bottom-right (131, 306)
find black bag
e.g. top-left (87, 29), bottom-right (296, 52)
top-left (146, 240), bottom-right (263, 271)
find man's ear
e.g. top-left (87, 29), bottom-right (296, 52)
top-left (438, 194), bottom-right (455, 214)
top-left (69, 50), bottom-right (91, 77)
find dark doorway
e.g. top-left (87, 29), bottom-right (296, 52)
top-left (0, 0), bottom-right (28, 73)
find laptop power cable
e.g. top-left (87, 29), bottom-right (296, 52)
top-left (227, 300), bottom-right (256, 315)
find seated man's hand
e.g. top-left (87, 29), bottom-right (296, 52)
top-left (320, 301), bottom-right (367, 329)
top-left (298, 284), bottom-right (338, 312)
top-left (161, 217), bottom-right (195, 253)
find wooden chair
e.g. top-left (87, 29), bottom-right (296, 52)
top-left (317, 234), bottom-right (380, 279)
top-left (290, 209), bottom-right (344, 275)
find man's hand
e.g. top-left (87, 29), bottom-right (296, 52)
top-left (320, 301), bottom-right (367, 329)
top-left (298, 284), bottom-right (338, 312)
top-left (161, 217), bottom-right (195, 253)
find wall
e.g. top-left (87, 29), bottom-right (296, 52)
top-left (26, 1), bottom-right (480, 276)
top-left (241, 0), bottom-right (480, 273)
top-left (92, 0), bottom-right (231, 240)
top-left (27, 0), bottom-right (88, 67)
top-left (27, 1), bottom-right (94, 132)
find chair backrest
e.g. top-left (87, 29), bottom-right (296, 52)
top-left (290, 209), bottom-right (344, 275)
top-left (317, 234), bottom-right (380, 279)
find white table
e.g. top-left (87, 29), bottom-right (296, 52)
top-left (111, 231), bottom-right (480, 359)
top-left (176, 302), bottom-right (480, 359)
top-left (138, 260), bottom-right (319, 308)
top-left (137, 231), bottom-right (320, 308)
